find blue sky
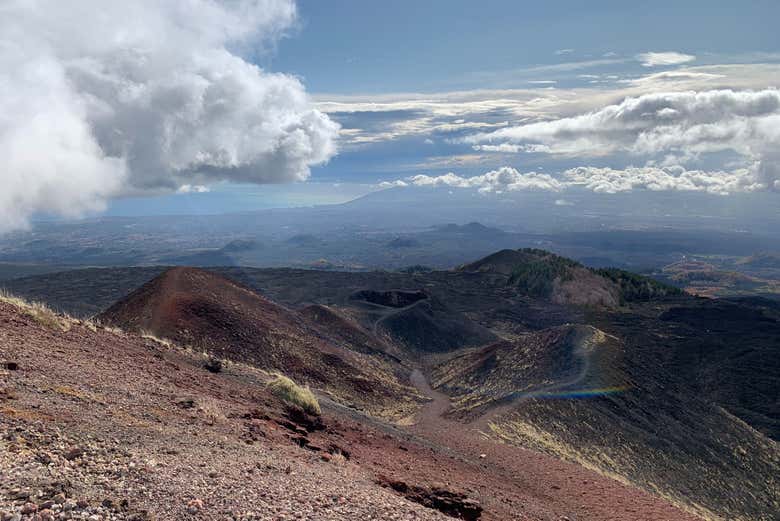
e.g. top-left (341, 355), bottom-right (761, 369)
top-left (107, 0), bottom-right (780, 215)
top-left (2, 1), bottom-right (778, 225)
top-left (272, 1), bottom-right (779, 93)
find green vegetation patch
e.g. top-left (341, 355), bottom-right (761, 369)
top-left (508, 251), bottom-right (581, 298)
top-left (593, 268), bottom-right (683, 302)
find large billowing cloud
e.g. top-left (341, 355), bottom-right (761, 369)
top-left (463, 89), bottom-right (780, 191)
top-left (0, 0), bottom-right (338, 232)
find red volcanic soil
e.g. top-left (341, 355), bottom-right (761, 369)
top-left (97, 266), bottom-right (327, 367)
top-left (398, 371), bottom-right (702, 521)
top-left (1, 296), bottom-right (702, 520)
top-left (97, 267), bottom-right (420, 418)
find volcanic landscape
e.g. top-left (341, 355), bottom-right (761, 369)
top-left (1, 249), bottom-right (778, 520)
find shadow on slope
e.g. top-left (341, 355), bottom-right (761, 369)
top-left (379, 300), bottom-right (496, 353)
top-left (432, 309), bottom-right (779, 521)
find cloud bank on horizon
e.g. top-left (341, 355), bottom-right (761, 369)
top-left (338, 68), bottom-right (780, 196)
top-left (457, 89), bottom-right (780, 193)
top-left (382, 164), bottom-right (755, 196)
top-left (0, 0), bottom-right (338, 232)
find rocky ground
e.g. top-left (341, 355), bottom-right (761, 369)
top-left (1, 298), bottom-right (703, 520)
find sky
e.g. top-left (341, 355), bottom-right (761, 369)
top-left (1, 0), bottom-right (779, 225)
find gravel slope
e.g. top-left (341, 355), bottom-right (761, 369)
top-left (1, 300), bottom-right (703, 520)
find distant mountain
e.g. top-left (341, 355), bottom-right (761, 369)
top-left (386, 237), bottom-right (420, 248)
top-left (433, 222), bottom-right (506, 236)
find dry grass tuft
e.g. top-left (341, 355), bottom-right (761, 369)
top-left (267, 374), bottom-right (321, 416)
top-left (141, 330), bottom-right (172, 348)
top-left (101, 324), bottom-right (124, 336)
top-left (329, 449), bottom-right (348, 465)
top-left (0, 290), bottom-right (70, 331)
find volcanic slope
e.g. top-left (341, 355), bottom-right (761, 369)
top-left (459, 248), bottom-right (681, 306)
top-left (433, 316), bottom-right (780, 521)
top-left (97, 267), bottom-right (420, 419)
top-left (347, 289), bottom-right (497, 354)
top-left (1, 295), bottom-right (710, 520)
top-left (5, 250), bottom-right (779, 520)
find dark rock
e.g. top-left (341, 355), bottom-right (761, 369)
top-left (378, 476), bottom-right (482, 520)
top-left (284, 407), bottom-right (325, 432)
top-left (36, 452), bottom-right (54, 465)
top-left (63, 447), bottom-right (84, 461)
top-left (176, 398), bottom-right (196, 409)
top-left (10, 489), bottom-right (31, 500)
top-left (204, 357), bottom-right (222, 373)
top-left (291, 435), bottom-right (310, 448)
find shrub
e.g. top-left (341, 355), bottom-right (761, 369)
top-left (267, 374), bottom-right (321, 416)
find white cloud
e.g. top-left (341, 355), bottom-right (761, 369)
top-left (412, 154), bottom-right (493, 169)
top-left (637, 51), bottom-right (696, 67)
top-left (319, 63), bottom-right (780, 149)
top-left (621, 70), bottom-right (725, 87)
top-left (554, 199), bottom-right (574, 206)
top-left (408, 167), bottom-right (564, 193)
top-left (177, 184), bottom-right (211, 194)
top-left (555, 49), bottom-right (574, 55)
top-left (0, 0), bottom-right (338, 232)
top-left (472, 144), bottom-right (523, 153)
top-left (382, 163), bottom-right (765, 196)
top-left (378, 180), bottom-right (409, 189)
top-left (464, 89), bottom-right (780, 190)
top-left (564, 166), bottom-right (760, 195)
